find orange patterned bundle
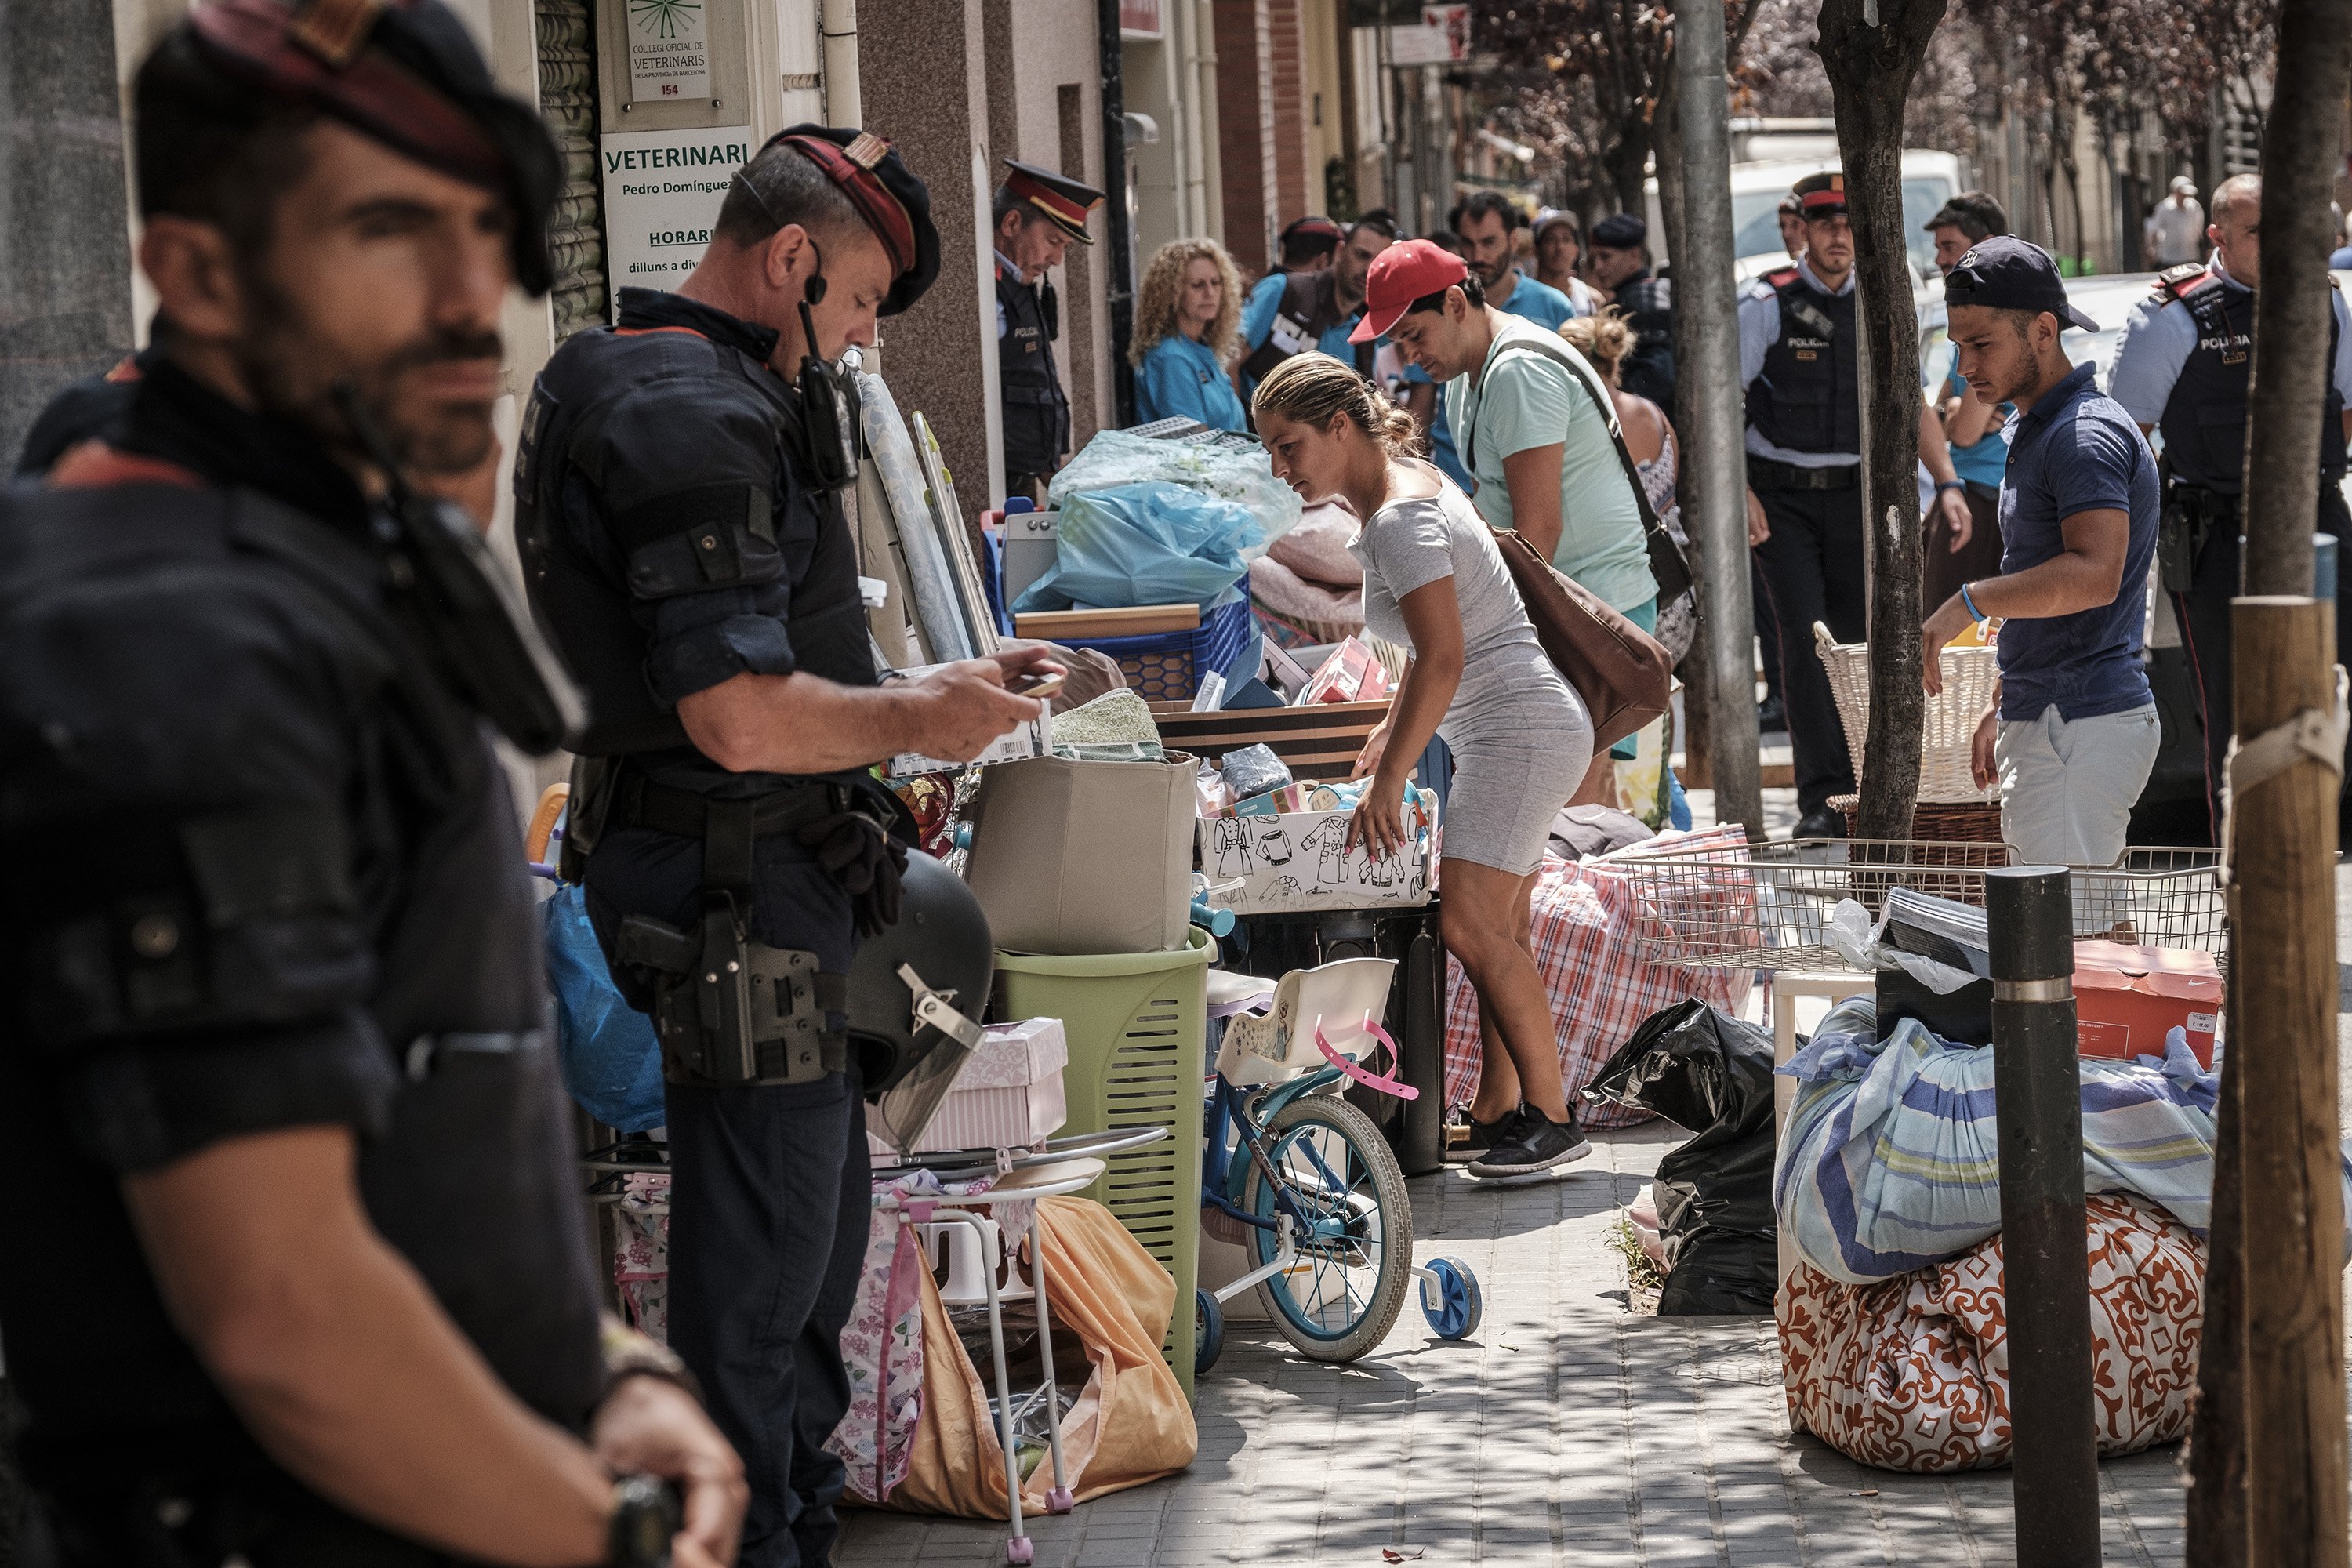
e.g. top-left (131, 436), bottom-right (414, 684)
top-left (1777, 1194), bottom-right (2204, 1472)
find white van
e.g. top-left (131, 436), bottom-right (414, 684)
top-left (1643, 150), bottom-right (1964, 286)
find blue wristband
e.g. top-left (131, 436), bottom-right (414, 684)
top-left (1936, 478), bottom-right (1965, 494)
top-left (1958, 580), bottom-right (1985, 622)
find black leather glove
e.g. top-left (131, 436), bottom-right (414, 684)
top-left (796, 811), bottom-right (909, 938)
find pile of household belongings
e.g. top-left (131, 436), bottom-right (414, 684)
top-left (1441, 823), bottom-right (1751, 1128)
top-left (1775, 992), bottom-right (2352, 1472)
top-left (831, 1184), bottom-right (1197, 1519)
top-left (1248, 499), bottom-right (1366, 648)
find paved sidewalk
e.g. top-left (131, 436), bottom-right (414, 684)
top-left (836, 1126), bottom-right (2195, 1568)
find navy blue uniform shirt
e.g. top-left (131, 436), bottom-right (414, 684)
top-left (1995, 361), bottom-right (2161, 721)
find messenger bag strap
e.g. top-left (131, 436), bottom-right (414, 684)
top-left (1461, 335), bottom-right (1691, 604)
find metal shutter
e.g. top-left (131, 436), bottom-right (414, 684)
top-left (536, 0), bottom-right (607, 339)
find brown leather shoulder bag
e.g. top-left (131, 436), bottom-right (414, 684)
top-left (1490, 527), bottom-right (1673, 754)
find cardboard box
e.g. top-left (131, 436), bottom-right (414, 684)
top-left (884, 660), bottom-right (1046, 777)
top-left (2073, 942), bottom-right (2220, 1068)
top-left (1298, 636), bottom-right (1391, 706)
top-left (909, 1018), bottom-right (1069, 1152)
top-left (964, 751), bottom-right (1197, 954)
top-left (1198, 806), bottom-right (1432, 915)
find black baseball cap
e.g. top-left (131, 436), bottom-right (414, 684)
top-left (1941, 236), bottom-right (2100, 332)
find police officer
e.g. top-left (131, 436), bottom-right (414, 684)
top-left (993, 158), bottom-right (1105, 499)
top-left (517, 128), bottom-right (1055, 1567)
top-left (0, 3), bottom-right (745, 1565)
top-left (2108, 170), bottom-right (2352, 835)
top-left (1586, 213), bottom-right (1674, 406)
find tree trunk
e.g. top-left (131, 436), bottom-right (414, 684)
top-left (2212, 5), bottom-right (2352, 1564)
top-left (1603, 129), bottom-right (1653, 221)
top-left (1814, 0), bottom-right (1944, 844)
top-left (2186, 1000), bottom-right (2250, 1568)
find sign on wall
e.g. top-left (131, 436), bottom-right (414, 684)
top-left (597, 125), bottom-right (752, 299)
top-left (1386, 4), bottom-right (1470, 65)
top-left (627, 0), bottom-right (712, 103)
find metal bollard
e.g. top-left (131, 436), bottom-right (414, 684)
top-left (1986, 866), bottom-right (2100, 1566)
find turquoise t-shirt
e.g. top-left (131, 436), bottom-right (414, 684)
top-left (1134, 332), bottom-right (1247, 431)
top-left (1941, 363), bottom-right (2014, 489)
top-left (1445, 315), bottom-right (1656, 615)
top-left (1413, 270), bottom-right (1582, 494)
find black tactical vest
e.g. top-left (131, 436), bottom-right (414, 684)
top-left (1744, 270), bottom-right (1861, 457)
top-left (2155, 265), bottom-right (2347, 494)
top-left (997, 263), bottom-right (1069, 475)
top-left (514, 310), bottom-right (874, 760)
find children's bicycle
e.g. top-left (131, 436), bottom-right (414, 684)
top-left (1193, 957), bottom-right (1482, 1374)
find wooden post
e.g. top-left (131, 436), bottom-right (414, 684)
top-left (1814, 0), bottom-right (1945, 842)
top-left (2231, 597), bottom-right (2346, 1568)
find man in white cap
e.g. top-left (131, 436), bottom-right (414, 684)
top-left (2147, 176), bottom-right (2205, 268)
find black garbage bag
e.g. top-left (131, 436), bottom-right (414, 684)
top-left (1583, 999), bottom-right (1778, 1316)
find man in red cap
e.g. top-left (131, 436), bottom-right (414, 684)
top-left (993, 158), bottom-right (1105, 498)
top-left (0, 2), bottom-right (749, 1565)
top-left (519, 125), bottom-right (1057, 1566)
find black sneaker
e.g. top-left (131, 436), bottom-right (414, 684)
top-left (1443, 1107), bottom-right (1526, 1164)
top-left (1466, 1110), bottom-right (1592, 1178)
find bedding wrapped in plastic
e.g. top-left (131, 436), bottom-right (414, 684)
top-left (1778, 1194), bottom-right (2203, 1472)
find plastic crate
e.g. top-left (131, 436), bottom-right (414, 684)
top-left (1045, 592), bottom-right (1250, 703)
top-left (991, 928), bottom-right (1211, 1399)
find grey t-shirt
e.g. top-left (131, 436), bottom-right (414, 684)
top-left (1348, 467), bottom-right (1584, 751)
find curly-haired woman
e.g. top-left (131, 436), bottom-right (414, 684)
top-left (1130, 238), bottom-right (1248, 431)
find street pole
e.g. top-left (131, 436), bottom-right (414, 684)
top-left (1984, 866), bottom-right (2098, 1568)
top-left (1097, 0), bottom-right (1137, 427)
top-left (1669, 0), bottom-right (1759, 834)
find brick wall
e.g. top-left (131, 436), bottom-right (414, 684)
top-left (1213, 0), bottom-right (1276, 273)
top-left (1267, 0), bottom-right (1310, 230)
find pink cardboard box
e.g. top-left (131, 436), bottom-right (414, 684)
top-left (909, 1018), bottom-right (1069, 1153)
top-left (2073, 942), bottom-right (2220, 1069)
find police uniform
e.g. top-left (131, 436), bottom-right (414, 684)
top-left (1740, 174), bottom-right (1867, 829)
top-left (516, 125), bottom-right (938, 1568)
top-left (995, 158), bottom-right (1102, 499)
top-left (12, 343), bottom-right (160, 477)
top-left (2108, 253), bottom-right (2352, 829)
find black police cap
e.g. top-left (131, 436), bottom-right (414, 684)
top-left (768, 125), bottom-right (940, 317)
top-left (1792, 172), bottom-right (1847, 219)
top-left (1589, 212), bottom-right (1646, 249)
top-left (184, 0), bottom-right (562, 296)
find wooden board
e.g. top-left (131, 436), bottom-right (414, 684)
top-left (1149, 697), bottom-right (1392, 781)
top-left (1017, 604), bottom-right (1200, 640)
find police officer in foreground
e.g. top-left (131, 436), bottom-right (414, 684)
top-left (517, 129), bottom-right (1055, 1567)
top-left (993, 158), bottom-right (1105, 498)
top-left (0, 2), bottom-right (746, 1564)
top-left (2107, 170), bottom-right (2352, 836)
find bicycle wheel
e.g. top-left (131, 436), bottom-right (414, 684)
top-left (1240, 1093), bottom-right (1414, 1361)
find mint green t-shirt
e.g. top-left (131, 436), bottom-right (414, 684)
top-left (1445, 315), bottom-right (1657, 615)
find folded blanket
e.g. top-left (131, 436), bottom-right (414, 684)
top-left (1776, 994), bottom-right (2352, 1284)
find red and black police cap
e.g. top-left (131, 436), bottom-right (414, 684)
top-left (1792, 171), bottom-right (1849, 219)
top-left (763, 124), bottom-right (940, 316)
top-left (178, 0), bottom-right (563, 295)
top-left (1000, 158), bottom-right (1104, 245)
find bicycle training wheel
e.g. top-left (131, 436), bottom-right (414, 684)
top-left (1240, 1093), bottom-right (1414, 1361)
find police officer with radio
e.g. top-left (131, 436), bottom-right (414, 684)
top-left (993, 158), bottom-right (1105, 499)
top-left (2108, 171), bottom-right (2352, 834)
top-left (517, 128), bottom-right (1054, 1567)
top-left (1, 3), bottom-right (745, 1565)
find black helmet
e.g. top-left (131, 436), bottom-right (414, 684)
top-left (851, 852), bottom-right (993, 1145)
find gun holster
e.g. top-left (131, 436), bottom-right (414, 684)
top-left (616, 898), bottom-right (847, 1086)
top-left (560, 753), bottom-right (616, 884)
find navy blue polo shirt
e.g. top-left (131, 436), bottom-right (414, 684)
top-left (1994, 361), bottom-right (2160, 721)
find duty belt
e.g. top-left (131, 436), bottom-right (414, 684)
top-left (608, 775), bottom-right (862, 1087)
top-left (1748, 456), bottom-right (1860, 492)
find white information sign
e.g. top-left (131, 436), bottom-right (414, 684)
top-left (598, 126), bottom-right (753, 297)
top-left (626, 0), bottom-right (711, 103)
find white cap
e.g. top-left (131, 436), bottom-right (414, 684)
top-left (2171, 176), bottom-right (2198, 195)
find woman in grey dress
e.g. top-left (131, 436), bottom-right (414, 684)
top-left (1252, 352), bottom-right (1595, 1178)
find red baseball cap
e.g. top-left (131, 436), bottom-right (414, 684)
top-left (1349, 238), bottom-right (1468, 343)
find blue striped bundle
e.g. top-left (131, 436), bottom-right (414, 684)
top-left (1774, 996), bottom-right (2350, 1286)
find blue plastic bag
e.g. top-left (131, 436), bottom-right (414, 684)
top-left (1012, 481), bottom-right (1260, 613)
top-left (543, 883), bottom-right (666, 1132)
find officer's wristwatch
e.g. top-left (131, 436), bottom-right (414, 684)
top-left (608, 1475), bottom-right (681, 1568)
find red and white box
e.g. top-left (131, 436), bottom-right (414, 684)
top-left (2073, 942), bottom-right (2221, 1069)
top-left (909, 1018), bottom-right (1069, 1153)
top-left (1298, 636), bottom-right (1392, 706)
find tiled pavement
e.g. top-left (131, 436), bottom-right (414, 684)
top-left (836, 1124), bottom-right (2197, 1567)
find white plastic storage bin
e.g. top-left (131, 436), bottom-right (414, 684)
top-left (911, 1018), bottom-right (1069, 1153)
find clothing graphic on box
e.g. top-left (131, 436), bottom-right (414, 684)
top-left (1258, 825), bottom-right (1294, 866)
top-left (1308, 817), bottom-right (1352, 886)
top-left (1210, 815), bottom-right (1255, 877)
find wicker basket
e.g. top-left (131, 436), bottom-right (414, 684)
top-left (1813, 623), bottom-right (1999, 804)
top-left (1828, 794), bottom-right (2004, 844)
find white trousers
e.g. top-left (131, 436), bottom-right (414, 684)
top-left (1996, 702), bottom-right (2161, 869)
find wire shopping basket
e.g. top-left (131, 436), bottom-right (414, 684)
top-left (1613, 837), bottom-right (2228, 973)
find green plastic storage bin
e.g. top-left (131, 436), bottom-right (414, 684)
top-left (993, 928), bottom-right (1211, 1399)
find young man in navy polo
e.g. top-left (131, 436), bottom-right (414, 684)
top-left (1922, 238), bottom-right (2162, 869)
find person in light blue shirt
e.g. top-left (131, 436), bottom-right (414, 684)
top-left (1403, 197), bottom-right (1581, 493)
top-left (1130, 238), bottom-right (1248, 430)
